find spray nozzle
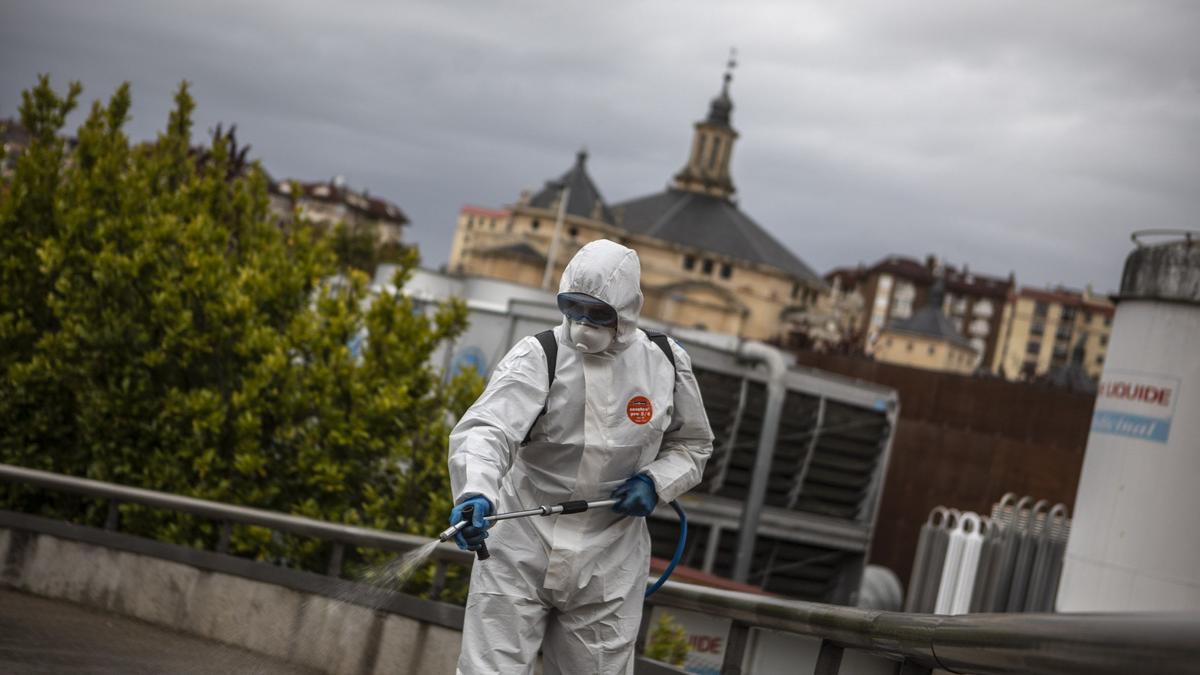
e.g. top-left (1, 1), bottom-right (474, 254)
top-left (437, 520), bottom-right (468, 543)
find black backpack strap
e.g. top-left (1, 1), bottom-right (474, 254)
top-left (534, 329), bottom-right (558, 390)
top-left (640, 328), bottom-right (677, 381)
top-left (523, 330), bottom-right (557, 445)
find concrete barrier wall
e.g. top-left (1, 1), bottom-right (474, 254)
top-left (0, 528), bottom-right (462, 675)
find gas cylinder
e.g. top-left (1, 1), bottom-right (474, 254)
top-left (1057, 232), bottom-right (1200, 611)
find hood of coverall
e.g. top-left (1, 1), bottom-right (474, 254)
top-left (558, 239), bottom-right (644, 353)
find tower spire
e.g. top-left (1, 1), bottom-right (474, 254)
top-left (672, 50), bottom-right (741, 200)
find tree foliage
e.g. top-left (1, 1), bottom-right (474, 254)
top-left (645, 611), bottom-right (691, 667)
top-left (0, 77), bottom-right (482, 590)
top-left (326, 220), bottom-right (410, 276)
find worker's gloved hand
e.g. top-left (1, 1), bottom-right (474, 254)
top-left (611, 474), bottom-right (658, 517)
top-left (449, 496), bottom-right (494, 551)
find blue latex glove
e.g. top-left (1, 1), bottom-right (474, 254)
top-left (611, 474), bottom-right (658, 517)
top-left (449, 495), bottom-right (494, 551)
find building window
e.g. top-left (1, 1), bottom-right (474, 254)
top-left (531, 219), bottom-right (540, 231)
top-left (720, 263), bottom-right (732, 279)
top-left (1100, 335), bottom-right (1108, 347)
top-left (1030, 322), bottom-right (1045, 337)
top-left (906, 341), bottom-right (914, 352)
top-left (1104, 315), bottom-right (1112, 327)
top-left (1096, 355), bottom-right (1105, 366)
top-left (885, 338), bottom-right (893, 347)
top-left (928, 345), bottom-right (936, 356)
top-left (708, 136), bottom-right (722, 169)
top-left (893, 283), bottom-right (915, 319)
top-left (467, 216), bottom-right (474, 227)
top-left (1034, 301), bottom-right (1048, 318)
top-left (568, 226), bottom-right (579, 238)
top-left (1026, 340), bottom-right (1041, 356)
top-left (683, 255), bottom-right (696, 271)
top-left (1083, 310), bottom-right (1092, 324)
top-left (702, 259), bottom-right (714, 275)
top-left (792, 282), bottom-right (800, 299)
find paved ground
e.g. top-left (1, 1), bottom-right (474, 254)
top-left (0, 589), bottom-right (317, 674)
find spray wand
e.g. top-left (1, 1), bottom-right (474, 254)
top-left (437, 497), bottom-right (686, 597)
top-left (438, 498), bottom-right (618, 559)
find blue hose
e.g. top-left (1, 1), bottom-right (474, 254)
top-left (645, 500), bottom-right (687, 597)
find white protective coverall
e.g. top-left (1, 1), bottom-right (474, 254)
top-left (448, 239), bottom-right (714, 674)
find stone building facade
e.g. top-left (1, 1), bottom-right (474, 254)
top-left (447, 68), bottom-right (825, 342)
top-left (873, 279), bottom-right (979, 374)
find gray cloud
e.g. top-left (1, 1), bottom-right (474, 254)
top-left (2, 0), bottom-right (1197, 292)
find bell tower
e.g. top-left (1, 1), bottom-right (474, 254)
top-left (672, 50), bottom-right (739, 200)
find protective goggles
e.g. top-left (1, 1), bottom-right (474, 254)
top-left (556, 292), bottom-right (618, 328)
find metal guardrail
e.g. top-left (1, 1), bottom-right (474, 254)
top-left (645, 581), bottom-right (1200, 674)
top-left (3, 462), bottom-right (1200, 675)
top-left (0, 462), bottom-right (472, 578)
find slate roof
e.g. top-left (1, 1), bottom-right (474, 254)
top-left (707, 85), bottom-right (734, 128)
top-left (528, 150), bottom-right (616, 225)
top-left (886, 280), bottom-right (974, 350)
top-left (476, 241), bottom-right (546, 265)
top-left (613, 188), bottom-right (823, 285)
top-left (835, 255), bottom-right (1012, 299)
top-left (889, 309), bottom-right (974, 350)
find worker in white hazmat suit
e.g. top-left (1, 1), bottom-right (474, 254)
top-left (448, 239), bottom-right (714, 674)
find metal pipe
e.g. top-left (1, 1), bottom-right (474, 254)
top-left (786, 395), bottom-right (825, 509)
top-left (494, 498), bottom-right (618, 521)
top-left (732, 340), bottom-right (788, 584)
top-left (708, 376), bottom-right (749, 495)
top-left (541, 185), bottom-right (570, 290)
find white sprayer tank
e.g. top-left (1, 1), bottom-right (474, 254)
top-left (1057, 232), bottom-right (1200, 611)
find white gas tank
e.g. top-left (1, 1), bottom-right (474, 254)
top-left (1057, 232), bottom-right (1200, 612)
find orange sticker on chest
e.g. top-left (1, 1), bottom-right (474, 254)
top-left (627, 396), bottom-right (653, 425)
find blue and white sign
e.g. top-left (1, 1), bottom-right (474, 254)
top-left (1091, 371), bottom-right (1179, 445)
top-left (451, 346), bottom-right (488, 377)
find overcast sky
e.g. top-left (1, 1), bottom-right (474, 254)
top-left (3, 1), bottom-right (1197, 291)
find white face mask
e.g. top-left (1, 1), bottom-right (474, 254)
top-left (570, 322), bottom-right (614, 353)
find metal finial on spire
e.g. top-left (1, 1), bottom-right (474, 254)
top-left (723, 47), bottom-right (738, 93)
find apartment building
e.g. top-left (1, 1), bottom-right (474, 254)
top-left (993, 286), bottom-right (1115, 380)
top-left (827, 255), bottom-right (1014, 367)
